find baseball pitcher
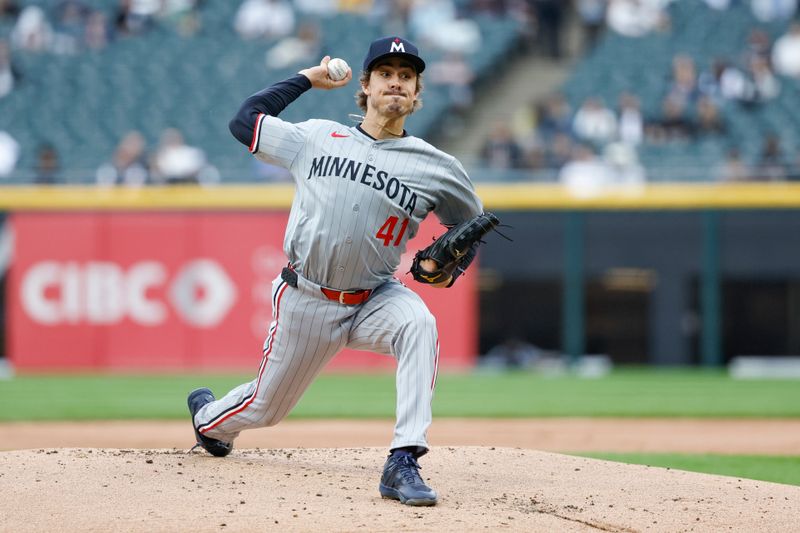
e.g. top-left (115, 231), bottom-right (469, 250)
top-left (187, 36), bottom-right (499, 506)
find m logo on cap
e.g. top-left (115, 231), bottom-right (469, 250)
top-left (363, 36), bottom-right (425, 73)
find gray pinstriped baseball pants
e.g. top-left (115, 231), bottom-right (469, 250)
top-left (193, 271), bottom-right (439, 453)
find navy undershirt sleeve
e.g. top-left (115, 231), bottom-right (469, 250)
top-left (228, 74), bottom-right (313, 147)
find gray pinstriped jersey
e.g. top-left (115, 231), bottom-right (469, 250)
top-left (251, 114), bottom-right (483, 290)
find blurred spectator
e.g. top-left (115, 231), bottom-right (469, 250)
top-left (718, 61), bottom-right (757, 102)
top-left (771, 23), bottom-right (800, 79)
top-left (96, 130), bottom-right (150, 186)
top-left (234, 0), bottom-right (295, 41)
top-left (666, 54), bottom-right (699, 108)
top-left (743, 28), bottom-right (771, 63)
top-left (0, 131), bottom-right (20, 177)
top-left (698, 58), bottom-right (728, 103)
top-left (11, 6), bottom-right (53, 52)
top-left (753, 134), bottom-right (789, 181)
top-left (114, 0), bottom-right (153, 36)
top-left (508, 99), bottom-right (538, 152)
top-left (265, 22), bottom-right (320, 69)
top-left (647, 97), bottom-right (695, 142)
top-left (603, 142), bottom-right (646, 186)
top-left (559, 143), bottom-right (613, 198)
top-left (506, 100), bottom-right (539, 162)
top-left (532, 0), bottom-right (566, 59)
top-left (159, 0), bottom-right (201, 36)
top-left (546, 132), bottom-right (574, 168)
top-left (408, 0), bottom-right (481, 54)
top-left (715, 148), bottom-right (749, 182)
top-left (572, 97), bottom-right (617, 145)
top-left (523, 143), bottom-right (548, 172)
top-left (151, 128), bottom-right (216, 184)
top-left (0, 39), bottom-right (21, 99)
top-left (702, 0), bottom-right (730, 9)
top-left (130, 0), bottom-right (160, 19)
top-left (617, 92), bottom-right (643, 146)
top-left (294, 0), bottom-right (337, 17)
top-left (84, 10), bottom-right (111, 50)
top-left (606, 0), bottom-right (669, 38)
top-left (501, 0), bottom-right (537, 49)
top-left (748, 55), bottom-right (780, 102)
top-left (469, 0), bottom-right (510, 16)
top-left (34, 143), bottom-right (60, 185)
top-left (696, 96), bottom-right (726, 136)
top-left (577, 0), bottom-right (607, 52)
top-left (0, 0), bottom-right (20, 21)
top-left (52, 0), bottom-right (90, 55)
top-left (481, 121), bottom-right (524, 170)
top-left (750, 0), bottom-right (796, 23)
top-left (537, 93), bottom-right (572, 140)
top-left (369, 0), bottom-right (413, 34)
top-left (426, 51), bottom-right (475, 116)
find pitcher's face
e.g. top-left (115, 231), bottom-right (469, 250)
top-left (363, 58), bottom-right (419, 118)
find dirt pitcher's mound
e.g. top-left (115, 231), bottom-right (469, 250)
top-left (1, 447), bottom-right (797, 532)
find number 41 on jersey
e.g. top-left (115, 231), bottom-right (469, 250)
top-left (376, 216), bottom-right (409, 247)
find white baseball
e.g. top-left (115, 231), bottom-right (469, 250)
top-left (327, 58), bottom-right (349, 82)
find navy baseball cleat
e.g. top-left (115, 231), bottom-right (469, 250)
top-left (187, 388), bottom-right (233, 457)
top-left (379, 451), bottom-right (438, 506)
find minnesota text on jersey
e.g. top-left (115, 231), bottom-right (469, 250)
top-left (307, 155), bottom-right (418, 215)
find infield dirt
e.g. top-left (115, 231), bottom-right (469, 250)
top-left (2, 445), bottom-right (799, 532)
top-left (1, 419), bottom-right (799, 532)
top-left (2, 418), bottom-right (799, 454)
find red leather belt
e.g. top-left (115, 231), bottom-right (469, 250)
top-left (320, 287), bottom-right (372, 305)
top-left (281, 266), bottom-right (372, 305)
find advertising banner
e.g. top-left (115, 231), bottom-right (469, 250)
top-left (8, 212), bottom-right (476, 371)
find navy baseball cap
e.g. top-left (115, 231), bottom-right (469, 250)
top-left (363, 36), bottom-right (426, 73)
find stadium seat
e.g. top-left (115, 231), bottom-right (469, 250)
top-left (0, 4), bottom-right (534, 182)
top-left (557, 0), bottom-right (800, 180)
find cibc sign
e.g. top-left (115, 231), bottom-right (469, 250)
top-left (21, 259), bottom-right (235, 327)
top-left (8, 212), bottom-right (477, 371)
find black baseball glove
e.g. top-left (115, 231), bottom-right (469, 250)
top-left (410, 212), bottom-right (501, 287)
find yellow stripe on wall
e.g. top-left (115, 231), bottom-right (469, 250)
top-left (476, 183), bottom-right (800, 210)
top-left (2, 183), bottom-right (800, 211)
top-left (0, 185), bottom-right (297, 211)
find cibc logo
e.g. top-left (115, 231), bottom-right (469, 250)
top-left (20, 259), bottom-right (236, 327)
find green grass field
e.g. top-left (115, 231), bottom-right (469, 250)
top-left (1, 368), bottom-right (798, 421)
top-left (576, 453), bottom-right (800, 487)
top-left (2, 368), bottom-right (798, 486)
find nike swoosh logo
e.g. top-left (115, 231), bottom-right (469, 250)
top-left (331, 132), bottom-right (349, 138)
